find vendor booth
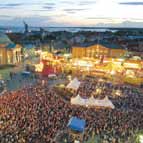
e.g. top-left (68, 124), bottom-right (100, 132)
top-left (48, 74), bottom-right (57, 78)
top-left (124, 76), bottom-right (142, 86)
top-left (42, 66), bottom-right (55, 76)
top-left (68, 117), bottom-right (86, 142)
top-left (123, 60), bottom-right (142, 70)
top-left (66, 78), bottom-right (80, 91)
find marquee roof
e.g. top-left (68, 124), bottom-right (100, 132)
top-left (68, 117), bottom-right (86, 132)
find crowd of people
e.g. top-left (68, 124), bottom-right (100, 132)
top-left (0, 76), bottom-right (143, 143)
top-left (76, 77), bottom-right (143, 110)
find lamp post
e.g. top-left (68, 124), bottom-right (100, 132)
top-left (0, 54), bottom-right (2, 65)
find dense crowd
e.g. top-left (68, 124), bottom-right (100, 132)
top-left (0, 77), bottom-right (143, 143)
top-left (77, 77), bottom-right (143, 110)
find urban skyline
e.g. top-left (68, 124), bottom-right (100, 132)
top-left (0, 0), bottom-right (143, 27)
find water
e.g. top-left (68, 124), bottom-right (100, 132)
top-left (0, 26), bottom-right (117, 33)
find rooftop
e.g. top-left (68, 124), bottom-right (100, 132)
top-left (73, 41), bottom-right (122, 49)
top-left (6, 43), bottom-right (16, 49)
top-left (0, 32), bottom-right (12, 44)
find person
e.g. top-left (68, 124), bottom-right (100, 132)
top-left (10, 72), bottom-right (13, 80)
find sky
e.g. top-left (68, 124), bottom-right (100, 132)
top-left (0, 0), bottom-right (143, 27)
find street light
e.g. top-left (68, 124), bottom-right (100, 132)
top-left (135, 131), bottom-right (143, 143)
top-left (139, 135), bottom-right (143, 143)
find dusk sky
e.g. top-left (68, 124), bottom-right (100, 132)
top-left (0, 0), bottom-right (143, 27)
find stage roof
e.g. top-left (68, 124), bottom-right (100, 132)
top-left (68, 117), bottom-right (86, 132)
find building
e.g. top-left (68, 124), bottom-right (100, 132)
top-left (22, 44), bottom-right (36, 59)
top-left (72, 41), bottom-right (126, 59)
top-left (0, 33), bottom-right (22, 65)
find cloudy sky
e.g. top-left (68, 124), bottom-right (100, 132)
top-left (0, 0), bottom-right (143, 27)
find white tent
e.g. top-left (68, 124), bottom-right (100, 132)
top-left (92, 96), bottom-right (115, 109)
top-left (88, 96), bottom-right (96, 106)
top-left (48, 74), bottom-right (57, 78)
top-left (71, 95), bottom-right (115, 109)
top-left (66, 78), bottom-right (80, 90)
top-left (71, 94), bottom-right (86, 106)
top-left (102, 96), bottom-right (115, 109)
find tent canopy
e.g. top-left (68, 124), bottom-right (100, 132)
top-left (68, 117), bottom-right (86, 132)
top-left (48, 74), bottom-right (57, 78)
top-left (71, 94), bottom-right (86, 106)
top-left (66, 78), bottom-right (80, 90)
top-left (71, 95), bottom-right (115, 109)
